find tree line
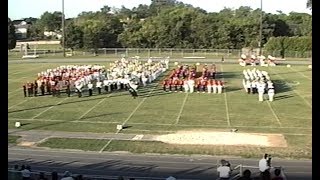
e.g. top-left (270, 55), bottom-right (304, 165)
top-left (8, 0), bottom-right (312, 55)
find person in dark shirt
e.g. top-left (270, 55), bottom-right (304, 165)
top-left (23, 83), bottom-right (27, 97)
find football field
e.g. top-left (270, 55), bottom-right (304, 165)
top-left (8, 60), bottom-right (312, 159)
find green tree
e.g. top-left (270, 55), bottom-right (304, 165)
top-left (38, 11), bottom-right (62, 31)
top-left (63, 22), bottom-right (84, 51)
top-left (307, 0), bottom-right (312, 10)
top-left (8, 18), bottom-right (16, 50)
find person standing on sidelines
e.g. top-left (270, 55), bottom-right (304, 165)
top-left (96, 80), bottom-right (102, 94)
top-left (88, 81), bottom-right (93, 96)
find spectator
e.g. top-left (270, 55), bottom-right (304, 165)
top-left (61, 171), bottom-right (74, 180)
top-left (237, 169), bottom-right (252, 180)
top-left (21, 165), bottom-right (31, 180)
top-left (51, 171), bottom-right (58, 180)
top-left (259, 154), bottom-right (271, 173)
top-left (217, 159), bottom-right (232, 180)
top-left (271, 169), bottom-right (284, 180)
top-left (38, 172), bottom-right (48, 180)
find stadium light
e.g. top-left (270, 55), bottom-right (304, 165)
top-left (62, 0), bottom-right (66, 57)
top-left (258, 0), bottom-right (263, 56)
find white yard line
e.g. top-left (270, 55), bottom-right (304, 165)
top-left (266, 101), bottom-right (282, 127)
top-left (220, 65), bottom-right (231, 127)
top-left (175, 93), bottom-right (188, 125)
top-left (8, 118), bottom-right (312, 130)
top-left (31, 98), bottom-right (69, 119)
top-left (270, 68), bottom-right (312, 108)
top-left (99, 81), bottom-right (160, 153)
top-left (77, 96), bottom-right (110, 120)
top-left (289, 67), bottom-right (312, 81)
top-left (8, 99), bottom-right (29, 109)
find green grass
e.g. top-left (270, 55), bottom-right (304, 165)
top-left (8, 61), bottom-right (312, 158)
top-left (8, 135), bottom-right (21, 144)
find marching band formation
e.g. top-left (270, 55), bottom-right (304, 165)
top-left (22, 57), bottom-right (169, 98)
top-left (162, 63), bottom-right (225, 94)
top-left (242, 68), bottom-right (275, 102)
top-left (238, 54), bottom-right (277, 67)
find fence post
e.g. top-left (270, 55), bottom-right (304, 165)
top-left (104, 49), bottom-right (107, 56)
top-left (159, 48), bottom-right (161, 55)
top-left (126, 48), bottom-right (128, 57)
top-left (193, 49), bottom-right (195, 56)
top-left (115, 49), bottom-right (117, 56)
top-left (170, 49), bottom-right (173, 56)
top-left (239, 164), bottom-right (243, 177)
top-left (181, 49), bottom-right (184, 57)
top-left (148, 49), bottom-right (150, 58)
top-left (295, 51), bottom-right (298, 58)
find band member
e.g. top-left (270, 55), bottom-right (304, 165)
top-left (268, 88), bottom-right (275, 102)
top-left (34, 80), bottom-right (38, 97)
top-left (251, 80), bottom-right (257, 94)
top-left (173, 78), bottom-right (179, 92)
top-left (66, 80), bottom-right (71, 97)
top-left (27, 82), bottom-right (32, 97)
top-left (103, 78), bottom-right (109, 92)
top-left (178, 79), bottom-right (183, 92)
top-left (188, 78), bottom-right (195, 93)
top-left (30, 82), bottom-right (34, 96)
top-left (40, 82), bottom-right (45, 96)
top-left (183, 79), bottom-right (189, 93)
top-left (88, 81), bottom-right (93, 96)
top-left (212, 80), bottom-right (217, 94)
top-left (167, 79), bottom-right (172, 91)
top-left (51, 80), bottom-right (56, 97)
top-left (162, 79), bottom-right (167, 91)
top-left (96, 80), bottom-right (102, 94)
top-left (217, 80), bottom-right (223, 94)
top-left (196, 79), bottom-right (201, 93)
top-left (22, 83), bottom-right (27, 97)
top-left (46, 80), bottom-right (51, 95)
top-left (207, 79), bottom-right (212, 93)
top-left (245, 80), bottom-right (251, 94)
top-left (128, 80), bottom-right (138, 99)
top-left (201, 78), bottom-right (207, 93)
top-left (75, 80), bottom-right (83, 98)
top-left (257, 81), bottom-right (265, 102)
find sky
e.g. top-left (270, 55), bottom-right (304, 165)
top-left (8, 0), bottom-right (311, 20)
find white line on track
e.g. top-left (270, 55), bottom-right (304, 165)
top-left (175, 93), bottom-right (188, 125)
top-left (77, 95), bottom-right (110, 120)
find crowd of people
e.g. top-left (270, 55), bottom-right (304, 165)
top-left (238, 54), bottom-right (277, 67)
top-left (21, 57), bottom-right (169, 98)
top-left (162, 63), bottom-right (225, 94)
top-left (242, 68), bottom-right (275, 102)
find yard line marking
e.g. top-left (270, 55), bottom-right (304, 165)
top-left (77, 96), bottom-right (110, 120)
top-left (99, 80), bottom-right (161, 153)
top-left (175, 93), bottom-right (188, 125)
top-left (8, 99), bottom-right (28, 109)
top-left (132, 135), bottom-right (144, 140)
top-left (289, 67), bottom-right (312, 81)
top-left (31, 97), bottom-right (68, 119)
top-left (8, 88), bottom-right (21, 95)
top-left (8, 118), bottom-right (312, 130)
top-left (269, 68), bottom-right (312, 108)
top-left (266, 101), bottom-right (282, 127)
top-left (220, 65), bottom-right (231, 127)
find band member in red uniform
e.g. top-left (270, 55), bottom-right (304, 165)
top-left (162, 79), bottom-right (167, 91)
top-left (34, 80), bottom-right (38, 97)
top-left (178, 79), bottom-right (183, 92)
top-left (173, 78), bottom-right (179, 92)
top-left (40, 82), bottom-right (45, 96)
top-left (167, 78), bottom-right (173, 91)
top-left (196, 78), bottom-right (201, 93)
top-left (201, 78), bottom-right (207, 92)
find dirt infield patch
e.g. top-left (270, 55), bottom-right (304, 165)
top-left (153, 131), bottom-right (287, 147)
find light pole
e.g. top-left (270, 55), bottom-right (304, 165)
top-left (258, 0), bottom-right (263, 56)
top-left (62, 0), bottom-right (66, 57)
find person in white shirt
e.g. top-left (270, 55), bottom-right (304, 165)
top-left (217, 159), bottom-right (231, 180)
top-left (188, 78), bottom-right (195, 93)
top-left (21, 165), bottom-right (31, 180)
top-left (128, 80), bottom-right (138, 99)
top-left (245, 80), bottom-right (251, 94)
top-left (88, 81), bottom-right (93, 96)
top-left (103, 79), bottom-right (109, 93)
top-left (268, 88), bottom-right (275, 102)
top-left (259, 154), bottom-right (271, 173)
top-left (96, 80), bottom-right (102, 94)
top-left (257, 81), bottom-right (265, 102)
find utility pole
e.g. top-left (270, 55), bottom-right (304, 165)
top-left (62, 0), bottom-right (66, 57)
top-left (258, 0), bottom-right (263, 56)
